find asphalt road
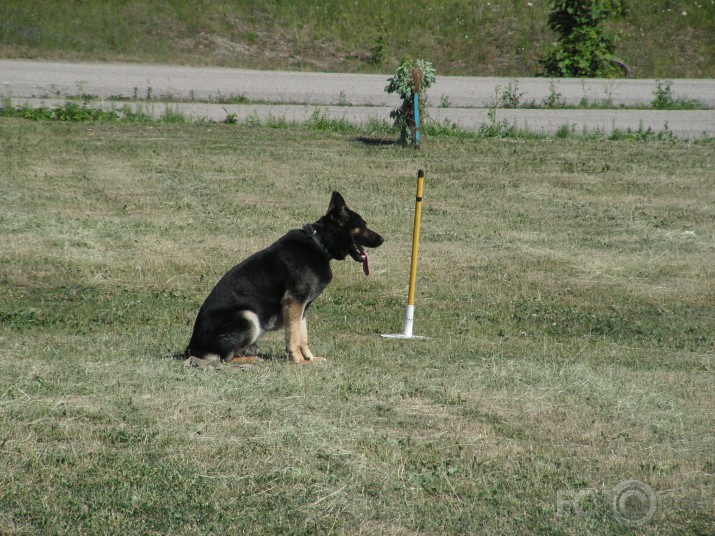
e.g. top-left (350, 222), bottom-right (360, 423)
top-left (2, 59), bottom-right (714, 137)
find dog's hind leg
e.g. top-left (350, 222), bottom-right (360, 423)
top-left (220, 310), bottom-right (265, 365)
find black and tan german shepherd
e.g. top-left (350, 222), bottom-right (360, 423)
top-left (186, 192), bottom-right (383, 365)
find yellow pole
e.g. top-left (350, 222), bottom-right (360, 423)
top-left (407, 169), bottom-right (425, 307)
top-left (382, 169), bottom-right (427, 339)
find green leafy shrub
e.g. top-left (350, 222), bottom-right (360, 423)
top-left (384, 59), bottom-right (436, 145)
top-left (541, 0), bottom-right (627, 78)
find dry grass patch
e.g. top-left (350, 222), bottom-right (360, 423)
top-left (1, 119), bottom-right (713, 534)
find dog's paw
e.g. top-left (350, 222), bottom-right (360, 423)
top-left (290, 356), bottom-right (327, 365)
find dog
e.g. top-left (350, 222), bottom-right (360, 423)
top-left (186, 192), bottom-right (383, 365)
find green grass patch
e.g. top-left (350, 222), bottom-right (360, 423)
top-left (1, 0), bottom-right (714, 77)
top-left (1, 120), bottom-right (713, 534)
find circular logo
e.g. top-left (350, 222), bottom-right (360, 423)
top-left (611, 480), bottom-right (657, 526)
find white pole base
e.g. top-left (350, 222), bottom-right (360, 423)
top-left (381, 333), bottom-right (429, 340)
top-left (381, 305), bottom-right (429, 340)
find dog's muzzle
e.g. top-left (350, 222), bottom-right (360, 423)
top-left (352, 231), bottom-right (383, 276)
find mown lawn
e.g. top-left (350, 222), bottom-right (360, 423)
top-left (1, 119), bottom-right (713, 534)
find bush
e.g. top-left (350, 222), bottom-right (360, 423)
top-left (541, 0), bottom-right (627, 78)
top-left (385, 59), bottom-right (436, 146)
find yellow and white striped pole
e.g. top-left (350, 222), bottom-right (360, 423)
top-left (382, 169), bottom-right (428, 340)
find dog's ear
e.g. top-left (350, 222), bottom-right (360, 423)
top-left (328, 191), bottom-right (349, 220)
top-left (328, 191), bottom-right (346, 212)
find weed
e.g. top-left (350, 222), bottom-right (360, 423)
top-left (336, 90), bottom-right (351, 107)
top-left (556, 123), bottom-right (575, 139)
top-left (245, 115), bottom-right (263, 129)
top-left (423, 118), bottom-right (470, 138)
top-left (652, 80), bottom-right (676, 109)
top-left (651, 80), bottom-right (706, 110)
top-left (117, 104), bottom-right (154, 122)
top-left (305, 107), bottom-right (354, 132)
top-left (499, 79), bottom-right (525, 109)
top-left (109, 90), bottom-right (250, 105)
top-left (0, 100), bottom-right (119, 121)
top-left (543, 81), bottom-right (565, 108)
top-left (608, 122), bottom-right (676, 142)
top-left (479, 86), bottom-right (518, 138)
top-left (223, 110), bottom-right (238, 124)
top-left (160, 105), bottom-right (189, 124)
top-left (479, 109), bottom-right (517, 138)
top-left (363, 117), bottom-right (393, 136)
top-left (212, 92), bottom-right (249, 105)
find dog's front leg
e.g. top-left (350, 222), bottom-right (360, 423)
top-left (300, 316), bottom-right (326, 363)
top-left (299, 316), bottom-right (314, 359)
top-left (282, 295), bottom-right (308, 363)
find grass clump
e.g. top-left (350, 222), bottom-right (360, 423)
top-left (304, 107), bottom-right (355, 132)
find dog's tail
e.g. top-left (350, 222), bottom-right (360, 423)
top-left (227, 356), bottom-right (265, 365)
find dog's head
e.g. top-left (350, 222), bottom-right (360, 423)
top-left (322, 191), bottom-right (383, 274)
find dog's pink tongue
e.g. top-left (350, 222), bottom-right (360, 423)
top-left (363, 249), bottom-right (371, 276)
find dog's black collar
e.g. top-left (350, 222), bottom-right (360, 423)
top-left (303, 224), bottom-right (332, 259)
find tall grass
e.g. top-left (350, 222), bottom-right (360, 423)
top-left (1, 0), bottom-right (714, 77)
top-left (0, 119), bottom-right (713, 533)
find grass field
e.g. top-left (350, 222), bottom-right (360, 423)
top-left (2, 0), bottom-right (715, 77)
top-left (1, 118), bottom-right (713, 534)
